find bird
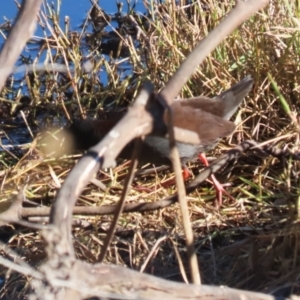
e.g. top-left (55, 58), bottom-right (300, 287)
top-left (63, 75), bottom-right (254, 204)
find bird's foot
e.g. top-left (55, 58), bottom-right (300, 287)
top-left (198, 153), bottom-right (235, 207)
top-left (210, 174), bottom-right (235, 208)
top-left (160, 167), bottom-right (191, 188)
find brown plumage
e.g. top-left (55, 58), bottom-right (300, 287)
top-left (144, 75), bottom-right (253, 164)
top-left (65, 75), bottom-right (253, 166)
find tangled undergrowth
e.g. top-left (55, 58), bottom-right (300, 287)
top-left (0, 0), bottom-right (300, 298)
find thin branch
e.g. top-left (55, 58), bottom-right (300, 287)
top-left (0, 0), bottom-right (42, 91)
top-left (160, 0), bottom-right (269, 104)
top-left (98, 138), bottom-right (142, 262)
top-left (50, 81), bottom-right (154, 257)
top-left (158, 93), bottom-right (201, 285)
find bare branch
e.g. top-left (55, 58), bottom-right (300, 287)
top-left (50, 82), bottom-right (154, 256)
top-left (98, 138), bottom-right (142, 262)
top-left (0, 0), bottom-right (42, 91)
top-left (160, 0), bottom-right (269, 104)
top-left (30, 260), bottom-right (283, 300)
top-left (161, 93), bottom-right (201, 284)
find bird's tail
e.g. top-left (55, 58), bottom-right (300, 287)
top-left (219, 75), bottom-right (254, 120)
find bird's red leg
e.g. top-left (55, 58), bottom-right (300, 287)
top-left (160, 166), bottom-right (191, 188)
top-left (198, 153), bottom-right (235, 206)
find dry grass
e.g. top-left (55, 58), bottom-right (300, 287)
top-left (1, 0), bottom-right (300, 298)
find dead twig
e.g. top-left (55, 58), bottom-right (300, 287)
top-left (158, 92), bottom-right (201, 284)
top-left (97, 137), bottom-right (142, 262)
top-left (0, 0), bottom-right (42, 90)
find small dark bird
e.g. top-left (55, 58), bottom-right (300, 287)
top-left (64, 76), bottom-right (254, 204)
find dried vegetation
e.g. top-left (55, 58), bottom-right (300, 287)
top-left (0, 0), bottom-right (300, 298)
